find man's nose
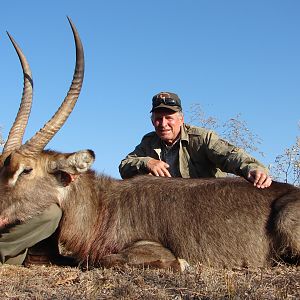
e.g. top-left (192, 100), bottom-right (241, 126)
top-left (160, 117), bottom-right (168, 127)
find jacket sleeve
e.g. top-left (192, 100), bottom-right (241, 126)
top-left (204, 131), bottom-right (269, 178)
top-left (118, 136), bottom-right (153, 179)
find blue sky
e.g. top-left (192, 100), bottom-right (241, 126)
top-left (0, 1), bottom-right (299, 178)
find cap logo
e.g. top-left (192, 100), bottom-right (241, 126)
top-left (158, 93), bottom-right (171, 100)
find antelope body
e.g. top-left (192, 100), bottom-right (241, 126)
top-left (1, 19), bottom-right (299, 270)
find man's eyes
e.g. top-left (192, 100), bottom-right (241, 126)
top-left (156, 117), bottom-right (174, 121)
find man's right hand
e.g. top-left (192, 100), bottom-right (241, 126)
top-left (0, 217), bottom-right (9, 228)
top-left (147, 159), bottom-right (172, 177)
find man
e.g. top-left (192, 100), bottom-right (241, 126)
top-left (119, 91), bottom-right (272, 188)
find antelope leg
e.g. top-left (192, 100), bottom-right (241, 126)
top-left (99, 240), bottom-right (189, 272)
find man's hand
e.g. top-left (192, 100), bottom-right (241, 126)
top-left (0, 217), bottom-right (9, 228)
top-left (147, 159), bottom-right (172, 177)
top-left (247, 170), bottom-right (272, 189)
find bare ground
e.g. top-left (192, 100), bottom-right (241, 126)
top-left (0, 263), bottom-right (299, 299)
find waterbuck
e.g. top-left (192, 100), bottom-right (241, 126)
top-left (1, 19), bottom-right (299, 271)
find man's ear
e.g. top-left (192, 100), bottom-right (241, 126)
top-left (178, 112), bottom-right (184, 124)
top-left (150, 113), bottom-right (155, 126)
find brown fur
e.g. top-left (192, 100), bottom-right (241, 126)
top-left (59, 171), bottom-right (300, 268)
top-left (2, 149), bottom-right (299, 269)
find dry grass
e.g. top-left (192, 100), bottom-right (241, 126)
top-left (0, 263), bottom-right (299, 299)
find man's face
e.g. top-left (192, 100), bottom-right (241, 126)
top-left (151, 109), bottom-right (184, 145)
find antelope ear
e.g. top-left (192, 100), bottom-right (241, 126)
top-left (59, 171), bottom-right (79, 187)
top-left (48, 149), bottom-right (95, 174)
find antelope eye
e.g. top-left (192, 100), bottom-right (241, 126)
top-left (22, 167), bottom-right (33, 175)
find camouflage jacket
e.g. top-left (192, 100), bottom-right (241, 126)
top-left (119, 124), bottom-right (268, 179)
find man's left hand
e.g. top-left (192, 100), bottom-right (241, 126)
top-left (247, 170), bottom-right (272, 189)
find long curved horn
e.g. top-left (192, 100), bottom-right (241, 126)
top-left (2, 33), bottom-right (33, 154)
top-left (19, 17), bottom-right (84, 156)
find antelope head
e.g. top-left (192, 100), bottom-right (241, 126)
top-left (0, 18), bottom-right (95, 224)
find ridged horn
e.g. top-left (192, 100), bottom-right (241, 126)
top-left (2, 33), bottom-right (33, 154)
top-left (19, 17), bottom-right (84, 156)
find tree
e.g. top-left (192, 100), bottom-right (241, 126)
top-left (269, 124), bottom-right (300, 186)
top-left (0, 126), bottom-right (4, 147)
top-left (189, 104), bottom-right (300, 186)
top-left (189, 104), bottom-right (264, 157)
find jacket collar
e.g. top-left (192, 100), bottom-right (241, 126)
top-left (180, 124), bottom-right (189, 143)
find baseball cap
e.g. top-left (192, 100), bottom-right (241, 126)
top-left (151, 92), bottom-right (182, 112)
